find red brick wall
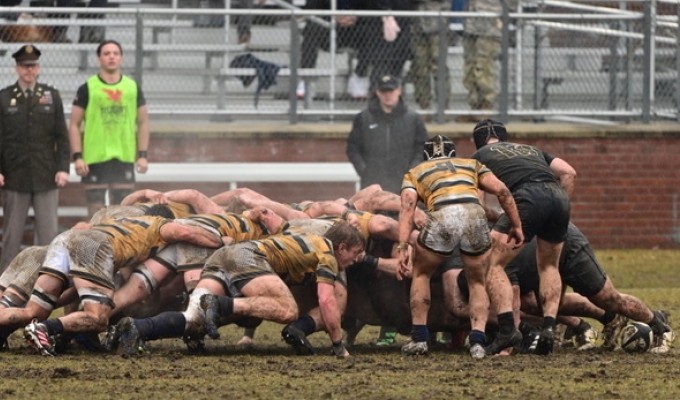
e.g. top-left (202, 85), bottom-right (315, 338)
top-left (55, 126), bottom-right (680, 249)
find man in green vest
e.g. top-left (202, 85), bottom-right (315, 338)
top-left (68, 40), bottom-right (150, 217)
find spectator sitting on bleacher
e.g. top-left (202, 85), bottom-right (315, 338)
top-left (298, 0), bottom-right (413, 101)
top-left (195, 0), bottom-right (266, 44)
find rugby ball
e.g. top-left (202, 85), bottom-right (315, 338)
top-left (618, 322), bottom-right (654, 353)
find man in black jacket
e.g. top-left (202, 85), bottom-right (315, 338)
top-left (0, 44), bottom-right (70, 272)
top-left (346, 75), bottom-right (428, 194)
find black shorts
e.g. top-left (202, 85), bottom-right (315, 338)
top-left (561, 246), bottom-right (607, 297)
top-left (494, 182), bottom-right (570, 244)
top-left (81, 159), bottom-right (135, 185)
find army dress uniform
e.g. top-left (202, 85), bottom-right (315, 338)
top-left (0, 44), bottom-right (70, 271)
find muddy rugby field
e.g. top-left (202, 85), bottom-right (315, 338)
top-left (1, 250), bottom-right (679, 400)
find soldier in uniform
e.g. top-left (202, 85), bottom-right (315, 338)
top-left (459, 0), bottom-right (514, 121)
top-left (410, 0), bottom-right (451, 110)
top-left (0, 44), bottom-right (70, 272)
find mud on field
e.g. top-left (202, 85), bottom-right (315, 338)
top-left (1, 322), bottom-right (678, 400)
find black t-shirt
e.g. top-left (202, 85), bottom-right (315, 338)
top-left (472, 142), bottom-right (557, 192)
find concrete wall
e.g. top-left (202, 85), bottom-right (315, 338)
top-left (56, 122), bottom-right (680, 249)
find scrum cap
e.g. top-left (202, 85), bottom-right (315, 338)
top-left (423, 135), bottom-right (456, 160)
top-left (472, 119), bottom-right (508, 149)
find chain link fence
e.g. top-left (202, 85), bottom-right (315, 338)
top-left (0, 0), bottom-right (676, 123)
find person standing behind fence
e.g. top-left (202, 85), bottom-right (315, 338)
top-left (458, 0), bottom-right (510, 122)
top-left (0, 44), bottom-right (70, 272)
top-left (410, 0), bottom-right (451, 110)
top-left (346, 74), bottom-right (428, 196)
top-left (68, 40), bottom-right (150, 218)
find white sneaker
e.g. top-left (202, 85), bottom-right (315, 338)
top-left (347, 73), bottom-right (369, 99)
top-left (296, 81), bottom-right (316, 100)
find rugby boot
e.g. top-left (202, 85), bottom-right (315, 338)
top-left (24, 319), bottom-right (56, 357)
top-left (281, 324), bottom-right (315, 355)
top-left (101, 324), bottom-right (121, 352)
top-left (401, 340), bottom-right (428, 356)
top-left (200, 294), bottom-right (222, 339)
top-left (574, 323), bottom-right (598, 351)
top-left (484, 328), bottom-right (522, 356)
top-left (601, 314), bottom-right (628, 350)
top-left (469, 343), bottom-right (485, 360)
top-left (117, 317), bottom-right (144, 357)
top-left (650, 310), bottom-right (675, 354)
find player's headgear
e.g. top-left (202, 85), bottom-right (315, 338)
top-left (144, 204), bottom-right (175, 219)
top-left (423, 135), bottom-right (456, 160)
top-left (472, 119), bottom-right (508, 149)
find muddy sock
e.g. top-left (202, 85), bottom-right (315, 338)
top-left (135, 312), bottom-right (186, 341)
top-left (598, 311), bottom-right (616, 326)
top-left (411, 325), bottom-right (429, 343)
top-left (217, 296), bottom-right (234, 317)
top-left (468, 329), bottom-right (486, 346)
top-left (44, 319), bottom-right (64, 336)
top-left (290, 315), bottom-right (317, 335)
top-left (497, 312), bottom-right (514, 335)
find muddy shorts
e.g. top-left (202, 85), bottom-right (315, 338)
top-left (39, 230), bottom-right (75, 285)
top-left (67, 230), bottom-right (116, 289)
top-left (200, 242), bottom-right (275, 296)
top-left (0, 246), bottom-right (47, 301)
top-left (153, 241), bottom-right (218, 274)
top-left (418, 203), bottom-right (491, 256)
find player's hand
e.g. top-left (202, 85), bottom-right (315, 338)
top-left (74, 159), bottom-right (89, 177)
top-left (0, 173), bottom-right (4, 187)
top-left (382, 16), bottom-right (400, 42)
top-left (136, 157), bottom-right (148, 174)
top-left (507, 227), bottom-right (524, 249)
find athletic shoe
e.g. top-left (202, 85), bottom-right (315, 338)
top-left (24, 319), bottom-right (56, 357)
top-left (101, 324), bottom-right (120, 352)
top-left (401, 340), bottom-right (428, 356)
top-left (200, 294), bottom-right (221, 340)
top-left (484, 328), bottom-right (522, 356)
top-left (602, 314), bottom-right (628, 350)
top-left (575, 324), bottom-right (599, 351)
top-left (650, 330), bottom-right (676, 354)
top-left (182, 333), bottom-right (206, 353)
top-left (296, 81), bottom-right (316, 100)
top-left (117, 317), bottom-right (144, 357)
top-left (374, 329), bottom-right (397, 347)
top-left (469, 343), bottom-right (485, 360)
top-left (650, 310), bottom-right (675, 354)
top-left (347, 73), bottom-right (369, 99)
top-left (281, 325), bottom-right (315, 355)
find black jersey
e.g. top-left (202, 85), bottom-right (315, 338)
top-left (472, 142), bottom-right (557, 192)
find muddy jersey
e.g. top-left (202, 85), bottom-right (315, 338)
top-left (89, 201), bottom-right (195, 225)
top-left (286, 219), bottom-right (336, 236)
top-left (256, 232), bottom-right (339, 285)
top-left (92, 216), bottom-right (170, 269)
top-left (185, 212), bottom-right (269, 242)
top-left (343, 211), bottom-right (372, 242)
top-left (401, 158), bottom-right (490, 211)
top-left (472, 142), bottom-right (557, 192)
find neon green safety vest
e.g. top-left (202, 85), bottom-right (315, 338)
top-left (82, 75), bottom-right (139, 164)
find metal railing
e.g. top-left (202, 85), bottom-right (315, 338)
top-left (0, 0), bottom-right (676, 123)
